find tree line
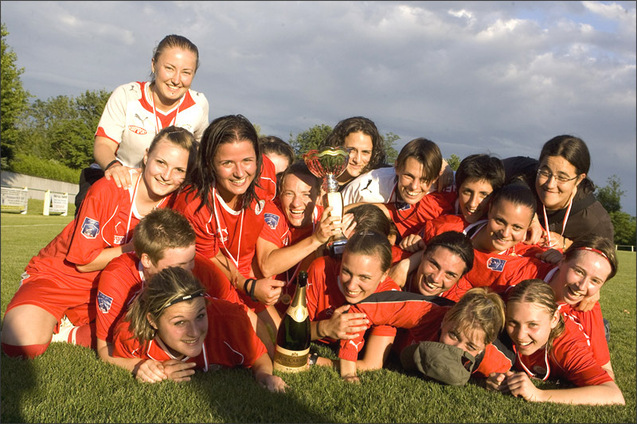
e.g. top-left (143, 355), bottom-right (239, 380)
top-left (1, 24), bottom-right (634, 245)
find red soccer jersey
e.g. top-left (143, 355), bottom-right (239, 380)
top-left (420, 213), bottom-right (468, 243)
top-left (172, 155), bottom-right (276, 279)
top-left (443, 251), bottom-right (553, 302)
top-left (305, 255), bottom-right (401, 345)
top-left (339, 291), bottom-right (453, 361)
top-left (172, 192), bottom-right (264, 278)
top-left (95, 253), bottom-right (143, 342)
top-left (23, 175), bottom-right (157, 289)
top-left (340, 291), bottom-right (514, 375)
top-left (259, 198), bottom-right (324, 312)
top-left (441, 220), bottom-right (553, 302)
top-left (9, 174), bottom-right (169, 327)
top-left (260, 198), bottom-right (323, 249)
top-left (96, 252), bottom-right (243, 342)
top-left (112, 297), bottom-right (266, 369)
top-left (6, 174), bottom-right (174, 327)
top-left (513, 318), bottom-right (612, 386)
top-left (385, 191), bottom-right (455, 239)
top-left (558, 302), bottom-right (610, 367)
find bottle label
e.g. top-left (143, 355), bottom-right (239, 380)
top-left (273, 345), bottom-right (310, 373)
top-left (287, 304), bottom-right (309, 322)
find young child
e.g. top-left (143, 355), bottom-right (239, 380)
top-left (111, 266), bottom-right (287, 392)
top-left (487, 279), bottom-right (624, 405)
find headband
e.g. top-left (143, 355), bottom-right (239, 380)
top-left (164, 290), bottom-right (205, 309)
top-left (574, 246), bottom-right (611, 264)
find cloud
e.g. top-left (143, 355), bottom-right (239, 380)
top-left (1, 1), bottom-right (635, 213)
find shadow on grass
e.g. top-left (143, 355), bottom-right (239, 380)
top-left (0, 335), bottom-right (37, 423)
top-left (192, 366), bottom-right (333, 423)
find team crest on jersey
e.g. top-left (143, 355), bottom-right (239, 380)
top-left (128, 125), bottom-right (147, 135)
top-left (97, 291), bottom-right (113, 313)
top-left (264, 213), bottom-right (280, 230)
top-left (81, 217), bottom-right (100, 239)
top-left (486, 257), bottom-right (506, 272)
top-left (255, 200), bottom-right (266, 215)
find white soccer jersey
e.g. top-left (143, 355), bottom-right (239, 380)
top-left (96, 81), bottom-right (209, 168)
top-left (341, 166), bottom-right (398, 205)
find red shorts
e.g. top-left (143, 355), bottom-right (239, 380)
top-left (6, 274), bottom-right (96, 329)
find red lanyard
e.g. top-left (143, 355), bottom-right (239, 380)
top-left (542, 197), bottom-right (573, 248)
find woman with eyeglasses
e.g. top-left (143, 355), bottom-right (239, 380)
top-left (502, 135), bottom-right (613, 251)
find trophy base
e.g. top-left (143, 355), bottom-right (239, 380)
top-left (327, 237), bottom-right (348, 258)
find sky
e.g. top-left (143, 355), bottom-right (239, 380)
top-left (2, 1), bottom-right (636, 215)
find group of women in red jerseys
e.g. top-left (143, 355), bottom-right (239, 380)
top-left (1, 34), bottom-right (624, 405)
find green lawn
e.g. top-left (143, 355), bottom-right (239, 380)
top-left (1, 204), bottom-right (635, 423)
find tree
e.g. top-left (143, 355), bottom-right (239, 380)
top-left (446, 154), bottom-right (461, 171)
top-left (595, 175), bottom-right (635, 246)
top-left (382, 132), bottom-right (400, 164)
top-left (1, 24), bottom-right (32, 166)
top-left (596, 174), bottom-right (623, 214)
top-left (610, 211), bottom-right (636, 246)
top-left (16, 90), bottom-right (110, 168)
top-left (288, 124), bottom-right (333, 158)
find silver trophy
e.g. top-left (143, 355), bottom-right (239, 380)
top-left (303, 147), bottom-right (350, 257)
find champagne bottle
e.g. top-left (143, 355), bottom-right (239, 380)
top-left (273, 271), bottom-right (311, 372)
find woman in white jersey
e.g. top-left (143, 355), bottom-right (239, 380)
top-left (77, 34), bottom-right (209, 210)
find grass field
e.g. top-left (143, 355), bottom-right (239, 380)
top-left (1, 201), bottom-right (635, 423)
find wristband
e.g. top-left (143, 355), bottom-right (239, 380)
top-left (245, 278), bottom-right (258, 302)
top-left (249, 279), bottom-right (258, 302)
top-left (105, 159), bottom-right (122, 171)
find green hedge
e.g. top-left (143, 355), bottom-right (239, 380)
top-left (9, 153), bottom-right (81, 184)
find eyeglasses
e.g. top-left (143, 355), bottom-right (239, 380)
top-left (536, 168), bottom-right (579, 184)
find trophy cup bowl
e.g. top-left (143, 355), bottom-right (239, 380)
top-left (303, 147), bottom-right (350, 256)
